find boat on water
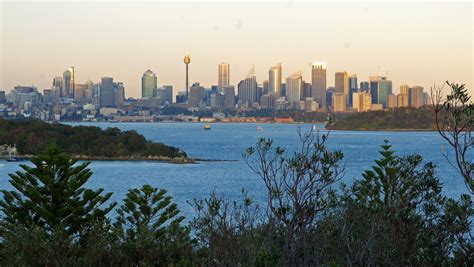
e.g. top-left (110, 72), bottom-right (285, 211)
top-left (257, 126), bottom-right (263, 132)
top-left (203, 124), bottom-right (211, 130)
top-left (6, 157), bottom-right (20, 162)
top-left (312, 124), bottom-right (317, 131)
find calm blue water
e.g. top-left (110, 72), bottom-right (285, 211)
top-left (0, 122), bottom-right (469, 219)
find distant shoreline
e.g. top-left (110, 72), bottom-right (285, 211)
top-left (326, 128), bottom-right (437, 132)
top-left (64, 121), bottom-right (439, 132)
top-left (63, 121), bottom-right (324, 125)
top-left (11, 154), bottom-right (195, 164)
top-left (5, 155), bottom-right (241, 164)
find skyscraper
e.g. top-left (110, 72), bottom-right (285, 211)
top-left (335, 71), bottom-right (349, 96)
top-left (269, 63), bottom-right (282, 97)
top-left (387, 94), bottom-right (397, 108)
top-left (286, 71), bottom-right (302, 108)
top-left (262, 80), bottom-right (269, 94)
top-left (238, 69), bottom-right (258, 107)
top-left (223, 85), bottom-right (235, 109)
top-left (161, 85), bottom-right (173, 104)
top-left (0, 91), bottom-right (5, 104)
top-left (397, 94), bottom-right (409, 107)
top-left (399, 84), bottom-right (409, 95)
top-left (398, 84), bottom-right (409, 107)
top-left (218, 63), bottom-right (230, 92)
top-left (332, 92), bottom-right (347, 112)
top-left (184, 54), bottom-right (191, 101)
top-left (74, 84), bottom-right (86, 102)
top-left (410, 86), bottom-right (424, 108)
top-left (311, 62), bottom-right (327, 108)
top-left (378, 77), bottom-right (392, 108)
top-left (360, 81), bottom-right (369, 92)
top-left (352, 91), bottom-right (364, 111)
top-left (348, 74), bottom-right (358, 106)
top-left (100, 77), bottom-right (115, 107)
top-left (188, 82), bottom-right (205, 108)
top-left (141, 69), bottom-right (157, 98)
top-left (62, 67), bottom-right (74, 98)
top-left (114, 82), bottom-right (125, 107)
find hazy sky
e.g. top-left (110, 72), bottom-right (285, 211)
top-left (1, 1), bottom-right (473, 98)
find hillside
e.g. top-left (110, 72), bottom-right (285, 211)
top-left (326, 107), bottom-right (437, 131)
top-left (0, 118), bottom-right (187, 160)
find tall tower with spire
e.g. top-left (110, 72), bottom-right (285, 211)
top-left (184, 54), bottom-right (191, 101)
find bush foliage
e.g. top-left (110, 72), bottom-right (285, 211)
top-left (0, 118), bottom-right (186, 158)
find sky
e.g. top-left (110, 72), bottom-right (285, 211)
top-left (1, 1), bottom-right (473, 98)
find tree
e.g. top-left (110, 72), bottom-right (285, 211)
top-left (0, 146), bottom-right (115, 237)
top-left (189, 190), bottom-right (274, 266)
top-left (113, 184), bottom-right (192, 265)
top-left (432, 81), bottom-right (474, 193)
top-left (324, 141), bottom-right (473, 266)
top-left (244, 128), bottom-right (344, 265)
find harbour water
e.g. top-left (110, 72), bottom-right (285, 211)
top-left (0, 122), bottom-right (469, 218)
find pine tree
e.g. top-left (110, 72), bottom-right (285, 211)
top-left (0, 146), bottom-right (116, 236)
top-left (113, 184), bottom-right (191, 265)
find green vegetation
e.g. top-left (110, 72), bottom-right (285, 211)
top-left (433, 82), bottom-right (473, 193)
top-left (327, 106), bottom-right (436, 130)
top-left (0, 118), bottom-right (187, 159)
top-left (0, 136), bottom-right (471, 266)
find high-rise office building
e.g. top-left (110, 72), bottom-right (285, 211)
top-left (335, 71), bottom-right (348, 95)
top-left (326, 87), bottom-right (335, 109)
top-left (218, 63), bottom-right (230, 92)
top-left (62, 67), bottom-right (74, 98)
top-left (262, 80), bottom-right (269, 94)
top-left (52, 77), bottom-right (63, 98)
top-left (378, 78), bottom-right (392, 108)
top-left (84, 80), bottom-right (94, 101)
top-left (286, 71), bottom-right (302, 108)
top-left (269, 63), bottom-right (282, 97)
top-left (160, 85), bottom-right (173, 104)
top-left (238, 75), bottom-right (258, 106)
top-left (311, 62), bottom-right (327, 108)
top-left (302, 82), bottom-right (312, 99)
top-left (399, 84), bottom-right (409, 95)
top-left (410, 86), bottom-right (424, 108)
top-left (114, 82), bottom-right (125, 107)
top-left (387, 94), bottom-right (397, 108)
top-left (360, 81), bottom-right (369, 92)
top-left (398, 84), bottom-right (409, 107)
top-left (74, 84), bottom-right (86, 102)
top-left (188, 82), bottom-right (205, 108)
top-left (369, 76), bottom-right (381, 104)
top-left (397, 93), bottom-right (409, 107)
top-left (8, 86), bottom-right (40, 107)
top-left (0, 91), bottom-right (5, 104)
top-left (223, 85), bottom-right (235, 109)
top-left (369, 76), bottom-right (392, 108)
top-left (210, 93), bottom-right (225, 109)
top-left (348, 74), bottom-right (358, 106)
top-left (352, 92), bottom-right (362, 111)
top-left (332, 92), bottom-right (347, 112)
top-left (260, 93), bottom-right (275, 109)
top-left (142, 69), bottom-right (157, 98)
top-left (42, 89), bottom-right (52, 103)
top-left (100, 77), bottom-right (115, 107)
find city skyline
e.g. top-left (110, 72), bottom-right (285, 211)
top-left (1, 1), bottom-right (472, 98)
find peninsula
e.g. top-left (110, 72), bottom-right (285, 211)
top-left (0, 118), bottom-right (190, 163)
